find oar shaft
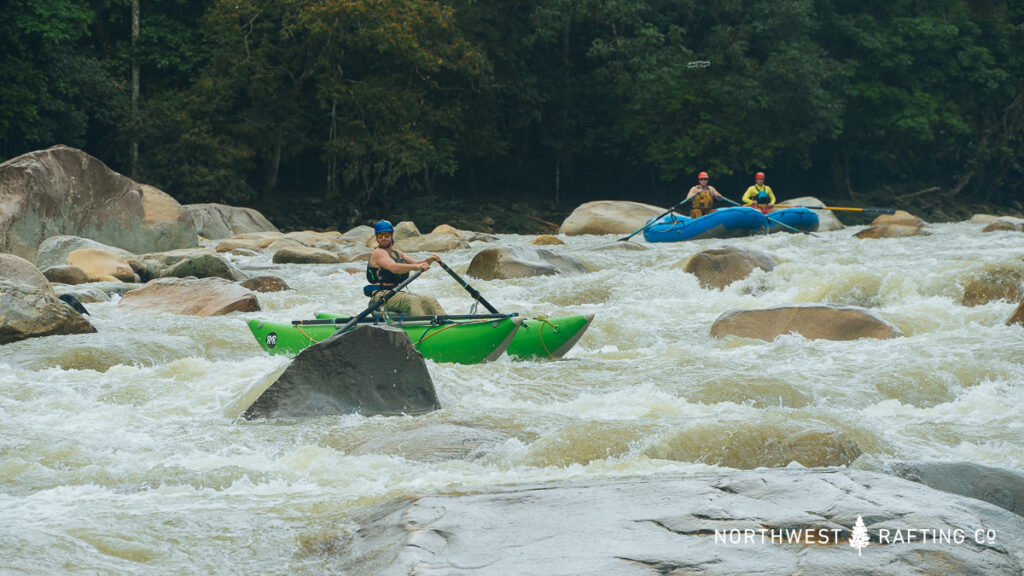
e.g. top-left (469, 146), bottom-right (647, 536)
top-left (773, 204), bottom-right (895, 215)
top-left (336, 270), bottom-right (423, 334)
top-left (436, 260), bottom-right (500, 314)
top-left (618, 196), bottom-right (693, 241)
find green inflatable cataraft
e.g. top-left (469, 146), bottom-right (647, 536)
top-left (314, 312), bottom-right (594, 360)
top-left (248, 314), bottom-right (522, 365)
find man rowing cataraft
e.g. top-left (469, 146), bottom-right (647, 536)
top-left (366, 220), bottom-right (446, 316)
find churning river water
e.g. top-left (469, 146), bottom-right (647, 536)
top-left (2, 222), bottom-right (1024, 574)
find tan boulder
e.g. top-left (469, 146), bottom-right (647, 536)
top-left (0, 145), bottom-right (196, 261)
top-left (34, 235), bottom-right (138, 271)
top-left (67, 248), bottom-right (137, 282)
top-left (466, 245), bottom-right (588, 280)
top-left (0, 280), bottom-right (96, 344)
top-left (970, 214), bottom-right (1000, 225)
top-left (341, 225), bottom-right (374, 244)
top-left (530, 235), bottom-right (565, 246)
top-left (778, 196), bottom-right (844, 231)
top-left (137, 248), bottom-right (247, 281)
top-left (981, 217), bottom-right (1024, 232)
top-left (240, 276), bottom-right (291, 293)
top-left (961, 263), bottom-right (1024, 306)
top-left (871, 210), bottom-right (927, 227)
top-left (399, 233), bottom-right (470, 253)
top-left (854, 224), bottom-right (931, 239)
top-left (182, 203), bottom-right (279, 239)
top-left (684, 247), bottom-right (777, 290)
top-left (559, 200), bottom-right (667, 236)
top-left (710, 303), bottom-right (903, 341)
top-left (272, 246), bottom-right (341, 264)
top-left (337, 244), bottom-right (373, 263)
top-left (41, 265), bottom-right (90, 286)
top-left (0, 253), bottom-right (54, 294)
top-left (119, 277), bottom-right (259, 316)
top-left (215, 238), bottom-right (263, 253)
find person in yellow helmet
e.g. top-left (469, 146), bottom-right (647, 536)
top-left (685, 171), bottom-right (724, 218)
top-left (742, 172), bottom-right (776, 214)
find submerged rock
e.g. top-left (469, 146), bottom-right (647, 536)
top-left (711, 304), bottom-right (903, 341)
top-left (0, 280), bottom-right (96, 344)
top-left (467, 245), bottom-right (588, 280)
top-left (559, 200), bottom-right (667, 236)
top-left (240, 275), bottom-right (291, 293)
top-left (325, 468), bottom-right (1024, 575)
top-left (684, 246), bottom-right (777, 290)
top-left (961, 262), bottom-right (1024, 306)
top-left (243, 325), bottom-right (438, 419)
top-left (352, 424), bottom-right (509, 462)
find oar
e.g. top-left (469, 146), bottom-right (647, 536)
top-left (436, 259), bottom-right (500, 314)
top-left (721, 197), bottom-right (818, 237)
top-left (617, 196), bottom-right (694, 241)
top-left (335, 270), bottom-right (423, 334)
top-left (772, 204), bottom-right (895, 215)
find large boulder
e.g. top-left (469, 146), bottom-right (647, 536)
top-left (137, 248), bottom-right (247, 281)
top-left (467, 245), bottom-right (589, 280)
top-left (684, 246), bottom-right (777, 290)
top-left (240, 276), bottom-right (291, 293)
top-left (242, 325), bottom-right (439, 419)
top-left (961, 262), bottom-right (1024, 307)
top-left (182, 203), bottom-right (279, 240)
top-left (778, 196), bottom-right (844, 231)
top-left (855, 209), bottom-right (929, 239)
top-left (0, 280), bottom-right (96, 344)
top-left (398, 232), bottom-right (470, 253)
top-left (884, 461), bottom-right (1024, 518)
top-left (34, 235), bottom-right (138, 271)
top-left (559, 200), bottom-right (667, 236)
top-left (0, 145), bottom-right (196, 261)
top-left (66, 248), bottom-right (138, 282)
top-left (329, 468), bottom-right (1024, 576)
top-left (711, 304), bottom-right (903, 341)
top-left (0, 253), bottom-right (54, 294)
top-left (272, 246), bottom-right (341, 264)
top-left (118, 277), bottom-right (260, 316)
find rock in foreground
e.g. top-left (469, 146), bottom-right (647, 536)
top-left (243, 325), bottom-right (438, 419)
top-left (327, 468), bottom-right (1024, 576)
top-left (711, 304), bottom-right (902, 341)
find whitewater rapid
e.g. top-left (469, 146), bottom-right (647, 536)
top-left (2, 222), bottom-right (1023, 574)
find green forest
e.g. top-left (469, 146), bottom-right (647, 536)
top-left (2, 0), bottom-right (1022, 230)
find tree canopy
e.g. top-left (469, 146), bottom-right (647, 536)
top-left (1, 0), bottom-right (1021, 226)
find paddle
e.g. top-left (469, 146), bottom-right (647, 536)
top-left (772, 204), bottom-right (895, 215)
top-left (721, 197), bottom-right (818, 237)
top-left (293, 313), bottom-right (513, 326)
top-left (617, 196), bottom-right (695, 241)
top-left (435, 259), bottom-right (500, 314)
top-left (335, 270), bottom-right (423, 334)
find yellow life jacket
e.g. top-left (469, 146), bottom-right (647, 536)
top-left (690, 189), bottom-right (715, 218)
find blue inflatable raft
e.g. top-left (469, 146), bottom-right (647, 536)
top-left (642, 206), bottom-right (819, 242)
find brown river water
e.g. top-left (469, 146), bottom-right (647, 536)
top-left (2, 222), bottom-right (1023, 574)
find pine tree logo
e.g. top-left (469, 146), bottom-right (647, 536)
top-left (850, 515), bottom-right (870, 556)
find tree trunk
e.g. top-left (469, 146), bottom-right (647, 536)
top-left (130, 0), bottom-right (140, 178)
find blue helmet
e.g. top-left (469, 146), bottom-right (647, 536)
top-left (374, 220), bottom-right (394, 235)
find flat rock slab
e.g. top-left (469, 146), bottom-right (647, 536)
top-left (243, 324), bottom-right (438, 419)
top-left (331, 468), bottom-right (1024, 576)
top-left (711, 304), bottom-right (903, 341)
top-left (884, 461), bottom-right (1024, 518)
top-left (118, 277), bottom-right (259, 316)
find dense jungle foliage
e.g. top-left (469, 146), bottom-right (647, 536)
top-left (2, 0), bottom-right (1022, 230)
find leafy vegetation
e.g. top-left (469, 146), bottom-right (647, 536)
top-left (1, 0), bottom-right (1021, 228)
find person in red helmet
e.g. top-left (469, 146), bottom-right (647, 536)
top-left (685, 171), bottom-right (724, 218)
top-left (742, 171), bottom-right (776, 214)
